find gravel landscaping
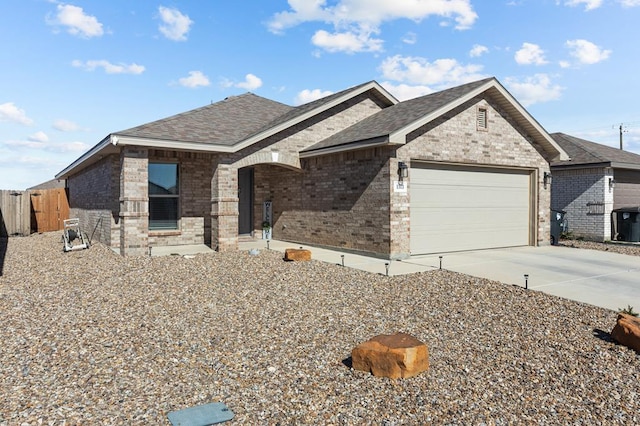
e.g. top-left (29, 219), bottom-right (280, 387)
top-left (560, 239), bottom-right (640, 257)
top-left (1, 233), bottom-right (638, 425)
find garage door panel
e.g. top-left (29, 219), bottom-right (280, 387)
top-left (412, 187), bottom-right (528, 208)
top-left (410, 164), bottom-right (531, 254)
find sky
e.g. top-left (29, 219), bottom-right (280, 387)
top-left (2, 0), bottom-right (640, 189)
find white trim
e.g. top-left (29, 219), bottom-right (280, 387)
top-left (113, 135), bottom-right (238, 153)
top-left (299, 138), bottom-right (391, 158)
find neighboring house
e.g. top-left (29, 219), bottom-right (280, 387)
top-left (550, 132), bottom-right (640, 241)
top-left (56, 77), bottom-right (568, 258)
top-left (27, 179), bottom-right (66, 190)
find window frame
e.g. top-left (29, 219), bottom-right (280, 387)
top-left (148, 161), bottom-right (180, 231)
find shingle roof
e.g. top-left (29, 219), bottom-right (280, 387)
top-left (550, 132), bottom-right (640, 167)
top-left (303, 77), bottom-right (496, 152)
top-left (117, 93), bottom-right (294, 146)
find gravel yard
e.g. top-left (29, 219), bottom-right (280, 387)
top-left (1, 233), bottom-right (638, 425)
top-left (560, 239), bottom-right (640, 257)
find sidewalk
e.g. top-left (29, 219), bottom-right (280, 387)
top-left (238, 238), bottom-right (438, 276)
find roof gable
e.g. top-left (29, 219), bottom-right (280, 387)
top-left (304, 78), bottom-right (494, 153)
top-left (550, 132), bottom-right (640, 168)
top-left (303, 77), bottom-right (569, 162)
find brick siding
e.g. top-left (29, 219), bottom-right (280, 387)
top-left (551, 167), bottom-right (612, 241)
top-left (67, 155), bottom-right (120, 247)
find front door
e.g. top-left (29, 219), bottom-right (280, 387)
top-left (238, 168), bottom-right (254, 235)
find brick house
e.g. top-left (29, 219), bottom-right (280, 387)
top-left (550, 132), bottom-right (640, 241)
top-left (56, 77), bottom-right (568, 257)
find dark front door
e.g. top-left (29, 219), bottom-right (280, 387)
top-left (238, 168), bottom-right (254, 235)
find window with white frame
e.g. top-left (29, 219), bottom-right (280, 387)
top-left (148, 162), bottom-right (179, 230)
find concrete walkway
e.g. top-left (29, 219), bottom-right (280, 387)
top-left (153, 239), bottom-right (640, 312)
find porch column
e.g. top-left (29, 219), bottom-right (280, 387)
top-left (119, 146), bottom-right (149, 256)
top-left (211, 160), bottom-right (239, 252)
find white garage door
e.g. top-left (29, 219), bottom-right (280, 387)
top-left (410, 163), bottom-right (532, 255)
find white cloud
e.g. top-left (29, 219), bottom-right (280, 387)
top-left (223, 74), bottom-right (263, 91)
top-left (563, 0), bottom-right (603, 10)
top-left (0, 102), bottom-right (34, 126)
top-left (469, 44), bottom-right (488, 57)
top-left (379, 54), bottom-right (485, 87)
top-left (5, 140), bottom-right (45, 149)
top-left (294, 88), bottom-right (334, 105)
top-left (620, 0), bottom-right (640, 6)
top-left (47, 4), bottom-right (104, 38)
top-left (178, 71), bottom-right (211, 88)
top-left (0, 154), bottom-right (58, 168)
top-left (52, 141), bottom-right (89, 153)
top-left (268, 0), bottom-right (478, 53)
top-left (311, 29), bottom-right (383, 53)
top-left (237, 74), bottom-right (263, 91)
top-left (565, 39), bottom-right (611, 64)
top-left (504, 74), bottom-right (563, 106)
top-left (3, 139), bottom-right (88, 153)
top-left (158, 6), bottom-right (193, 41)
top-left (72, 59), bottom-right (145, 74)
top-left (28, 131), bottom-right (49, 143)
top-left (53, 119), bottom-right (79, 132)
top-left (402, 32), bottom-right (417, 45)
top-left (515, 42), bottom-right (548, 65)
top-left (380, 82), bottom-right (433, 101)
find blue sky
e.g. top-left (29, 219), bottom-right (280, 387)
top-left (2, 0), bottom-right (640, 189)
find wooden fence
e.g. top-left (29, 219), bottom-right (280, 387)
top-left (0, 190), bottom-right (31, 236)
top-left (30, 188), bottom-right (70, 233)
top-left (0, 188), bottom-right (69, 236)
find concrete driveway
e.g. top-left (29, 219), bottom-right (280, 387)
top-left (406, 245), bottom-right (640, 312)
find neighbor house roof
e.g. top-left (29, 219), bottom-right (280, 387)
top-left (301, 77), bottom-right (569, 162)
top-left (550, 132), bottom-right (640, 170)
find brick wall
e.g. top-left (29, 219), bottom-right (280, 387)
top-left (551, 167), bottom-right (612, 241)
top-left (395, 95), bottom-right (552, 256)
top-left (67, 155), bottom-right (120, 247)
top-left (255, 147), bottom-right (391, 256)
top-left (119, 147), bottom-right (149, 256)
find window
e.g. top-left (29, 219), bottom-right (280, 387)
top-left (477, 106), bottom-right (488, 130)
top-left (149, 162), bottom-right (179, 230)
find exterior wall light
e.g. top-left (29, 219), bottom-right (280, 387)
top-left (609, 177), bottom-right (616, 190)
top-left (543, 172), bottom-right (552, 189)
top-left (398, 161), bottom-right (409, 182)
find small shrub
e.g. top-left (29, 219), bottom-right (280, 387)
top-left (618, 305), bottom-right (639, 317)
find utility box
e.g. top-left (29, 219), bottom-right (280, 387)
top-left (614, 207), bottom-right (640, 242)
